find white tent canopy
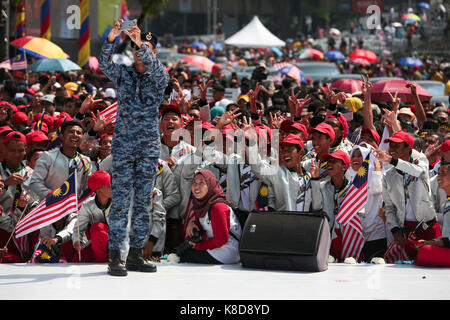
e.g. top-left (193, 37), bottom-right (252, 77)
top-left (224, 16), bottom-right (286, 48)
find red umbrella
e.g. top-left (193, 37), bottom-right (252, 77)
top-left (371, 80), bottom-right (432, 103)
top-left (348, 49), bottom-right (378, 63)
top-left (350, 58), bottom-right (370, 66)
top-left (182, 55), bottom-right (215, 73)
top-left (331, 78), bottom-right (363, 93)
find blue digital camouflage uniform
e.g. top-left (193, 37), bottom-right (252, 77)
top-left (98, 39), bottom-right (169, 251)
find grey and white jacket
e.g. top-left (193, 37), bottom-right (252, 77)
top-left (382, 149), bottom-right (436, 233)
top-left (30, 148), bottom-right (94, 201)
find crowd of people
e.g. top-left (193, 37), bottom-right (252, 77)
top-left (0, 19), bottom-right (450, 270)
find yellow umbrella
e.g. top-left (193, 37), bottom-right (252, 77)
top-left (10, 36), bottom-right (67, 59)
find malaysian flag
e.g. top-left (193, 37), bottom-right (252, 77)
top-left (11, 52), bottom-right (27, 70)
top-left (384, 219), bottom-right (426, 263)
top-left (99, 102), bottom-right (117, 123)
top-left (15, 173), bottom-right (78, 238)
top-left (254, 183), bottom-right (269, 211)
top-left (335, 152), bottom-right (370, 260)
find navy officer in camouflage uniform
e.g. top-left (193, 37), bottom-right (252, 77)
top-left (98, 19), bottom-right (169, 276)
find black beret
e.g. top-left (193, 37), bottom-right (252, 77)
top-left (140, 31), bottom-right (158, 48)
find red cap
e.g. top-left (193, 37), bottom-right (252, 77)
top-left (160, 104), bottom-right (181, 117)
top-left (99, 134), bottom-right (113, 142)
top-left (441, 139), bottom-right (450, 153)
top-left (361, 127), bottom-right (380, 145)
top-left (12, 112), bottom-right (29, 126)
top-left (26, 130), bottom-right (50, 143)
top-left (311, 122), bottom-right (336, 142)
top-left (384, 130), bottom-right (414, 149)
top-left (201, 122), bottom-right (215, 130)
top-left (329, 113), bottom-right (349, 138)
top-left (281, 120), bottom-right (308, 139)
top-left (0, 125), bottom-right (13, 136)
top-left (322, 150), bottom-right (350, 168)
top-left (88, 170), bottom-right (111, 191)
top-left (54, 113), bottom-right (73, 129)
top-left (33, 113), bottom-right (54, 127)
top-left (212, 63), bottom-right (222, 72)
top-left (31, 121), bottom-right (49, 134)
top-left (280, 133), bottom-right (305, 150)
top-left (4, 131), bottom-right (27, 145)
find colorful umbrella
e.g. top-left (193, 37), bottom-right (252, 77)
top-left (299, 48), bottom-right (324, 60)
top-left (324, 50), bottom-right (345, 60)
top-left (401, 13), bottom-right (421, 22)
top-left (275, 63), bottom-right (305, 83)
top-left (182, 55), bottom-right (215, 73)
top-left (331, 79), bottom-right (363, 94)
top-left (371, 80), bottom-right (432, 103)
top-left (29, 58), bottom-right (81, 72)
top-left (398, 57), bottom-right (423, 67)
top-left (10, 36), bottom-right (67, 59)
top-left (348, 49), bottom-right (378, 63)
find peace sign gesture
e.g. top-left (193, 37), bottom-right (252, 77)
top-left (360, 74), bottom-right (372, 96)
top-left (387, 91), bottom-right (400, 113)
top-left (310, 159), bottom-right (320, 179)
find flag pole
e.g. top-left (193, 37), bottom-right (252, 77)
top-left (2, 202), bottom-right (29, 250)
top-left (75, 171), bottom-right (81, 261)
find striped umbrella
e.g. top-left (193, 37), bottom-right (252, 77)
top-left (299, 48), bottom-right (324, 60)
top-left (10, 36), bottom-right (67, 59)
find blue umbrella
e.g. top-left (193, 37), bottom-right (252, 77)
top-left (29, 58), bottom-right (81, 72)
top-left (192, 41), bottom-right (207, 51)
top-left (324, 50), bottom-right (345, 60)
top-left (398, 57), bottom-right (423, 67)
top-left (417, 2), bottom-right (431, 10)
top-left (211, 42), bottom-right (224, 51)
top-left (270, 47), bottom-right (283, 57)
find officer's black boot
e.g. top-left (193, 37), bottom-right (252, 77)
top-left (108, 250), bottom-right (127, 276)
top-left (125, 247), bottom-right (157, 272)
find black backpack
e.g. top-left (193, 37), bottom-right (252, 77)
top-left (207, 199), bottom-right (251, 241)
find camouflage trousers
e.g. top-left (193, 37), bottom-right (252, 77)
top-left (108, 136), bottom-right (159, 251)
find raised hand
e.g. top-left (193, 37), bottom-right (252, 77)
top-left (361, 74), bottom-right (372, 97)
top-left (310, 159), bottom-right (320, 178)
top-left (90, 110), bottom-right (110, 133)
top-left (216, 108), bottom-right (240, 130)
top-left (387, 91), bottom-right (400, 113)
top-left (123, 20), bottom-right (142, 48)
top-left (248, 84), bottom-right (261, 114)
top-left (107, 19), bottom-right (124, 43)
top-left (80, 95), bottom-right (103, 115)
top-left (198, 78), bottom-right (213, 101)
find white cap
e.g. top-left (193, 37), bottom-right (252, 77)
top-left (105, 88), bottom-right (116, 98)
top-left (41, 94), bottom-right (55, 104)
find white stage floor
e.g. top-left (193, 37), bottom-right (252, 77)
top-left (1, 262), bottom-right (450, 301)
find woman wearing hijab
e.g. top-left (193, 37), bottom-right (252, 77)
top-left (346, 144), bottom-right (387, 262)
top-left (182, 170), bottom-right (242, 264)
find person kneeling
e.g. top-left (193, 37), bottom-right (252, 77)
top-left (73, 170), bottom-right (112, 262)
top-left (181, 170), bottom-right (241, 264)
